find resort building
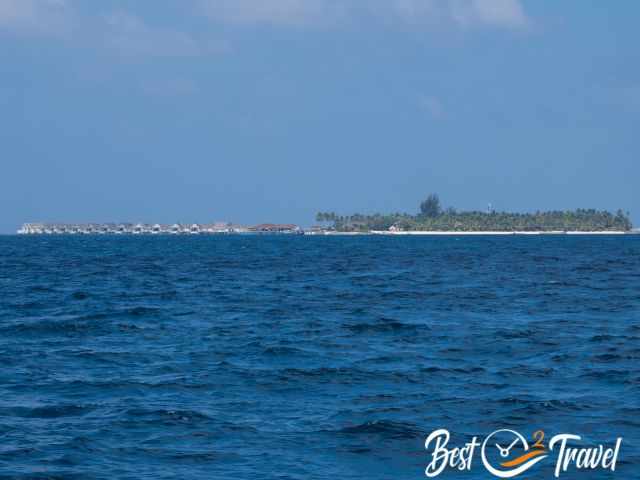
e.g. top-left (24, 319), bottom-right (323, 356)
top-left (17, 222), bottom-right (301, 235)
top-left (250, 224), bottom-right (301, 233)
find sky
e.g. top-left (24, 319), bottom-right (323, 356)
top-left (1, 0), bottom-right (638, 232)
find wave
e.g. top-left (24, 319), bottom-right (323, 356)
top-left (0, 404), bottom-right (95, 419)
top-left (262, 346), bottom-right (308, 357)
top-left (346, 319), bottom-right (427, 334)
top-left (332, 420), bottom-right (425, 440)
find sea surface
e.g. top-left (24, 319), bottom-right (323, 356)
top-left (0, 235), bottom-right (638, 479)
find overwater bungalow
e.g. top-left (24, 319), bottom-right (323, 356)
top-left (251, 223), bottom-right (301, 233)
top-left (18, 221), bottom-right (300, 235)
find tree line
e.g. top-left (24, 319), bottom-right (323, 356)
top-left (316, 194), bottom-right (633, 232)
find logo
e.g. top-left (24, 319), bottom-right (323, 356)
top-left (481, 429), bottom-right (547, 478)
top-left (425, 428), bottom-right (622, 478)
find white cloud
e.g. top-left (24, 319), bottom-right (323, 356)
top-left (0, 0), bottom-right (70, 35)
top-left (0, 2), bottom-right (226, 59)
top-left (103, 12), bottom-right (217, 58)
top-left (199, 0), bottom-right (529, 30)
top-left (450, 0), bottom-right (528, 29)
top-left (0, 0), bottom-right (529, 59)
top-left (200, 0), bottom-right (345, 27)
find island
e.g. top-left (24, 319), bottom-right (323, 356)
top-left (315, 194), bottom-right (633, 233)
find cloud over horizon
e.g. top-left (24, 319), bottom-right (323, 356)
top-left (199, 0), bottom-right (529, 30)
top-left (103, 11), bottom-right (206, 58)
top-left (0, 0), bottom-right (530, 62)
top-left (0, 0), bottom-right (70, 35)
top-left (0, 0), bottom-right (529, 62)
top-left (1, 0), bottom-right (529, 40)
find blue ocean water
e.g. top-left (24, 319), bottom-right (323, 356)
top-left (0, 235), bottom-right (638, 479)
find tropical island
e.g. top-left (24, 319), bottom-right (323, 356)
top-left (316, 194), bottom-right (633, 233)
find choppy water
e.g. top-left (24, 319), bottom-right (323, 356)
top-left (0, 235), bottom-right (638, 479)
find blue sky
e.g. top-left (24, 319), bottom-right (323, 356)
top-left (1, 0), bottom-right (638, 232)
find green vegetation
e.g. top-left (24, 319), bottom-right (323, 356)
top-left (420, 194), bottom-right (442, 218)
top-left (316, 195), bottom-right (633, 232)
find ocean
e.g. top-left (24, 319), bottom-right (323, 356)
top-left (0, 235), bottom-right (638, 479)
